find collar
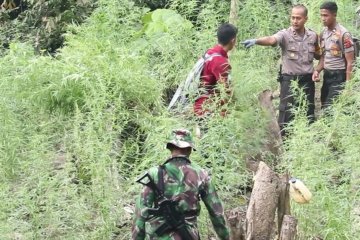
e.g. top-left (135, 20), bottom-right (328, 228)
top-left (325, 22), bottom-right (339, 33)
top-left (290, 27), bottom-right (310, 37)
top-left (164, 155), bottom-right (191, 164)
top-left (212, 44), bottom-right (228, 58)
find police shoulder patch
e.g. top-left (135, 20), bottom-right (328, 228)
top-left (343, 32), bottom-right (354, 49)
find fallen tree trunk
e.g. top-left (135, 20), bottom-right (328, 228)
top-left (246, 161), bottom-right (280, 239)
top-left (258, 89), bottom-right (283, 157)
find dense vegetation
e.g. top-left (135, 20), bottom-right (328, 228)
top-left (0, 0), bottom-right (359, 239)
top-left (0, 0), bottom-right (96, 53)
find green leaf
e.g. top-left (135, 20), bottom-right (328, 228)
top-left (142, 9), bottom-right (192, 37)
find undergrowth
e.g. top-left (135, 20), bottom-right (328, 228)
top-left (0, 0), bottom-right (359, 239)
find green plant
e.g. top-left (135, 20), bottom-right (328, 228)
top-left (1, 0), bottom-right (359, 239)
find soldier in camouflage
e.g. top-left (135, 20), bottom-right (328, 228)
top-left (132, 129), bottom-right (230, 240)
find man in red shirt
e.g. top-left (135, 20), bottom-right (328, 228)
top-left (194, 23), bottom-right (237, 117)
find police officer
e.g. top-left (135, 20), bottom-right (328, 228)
top-left (312, 1), bottom-right (355, 109)
top-left (132, 129), bottom-right (230, 240)
top-left (242, 4), bottom-right (321, 136)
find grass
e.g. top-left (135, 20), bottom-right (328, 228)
top-left (0, 0), bottom-right (359, 239)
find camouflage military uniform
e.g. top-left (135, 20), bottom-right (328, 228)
top-left (132, 129), bottom-right (229, 240)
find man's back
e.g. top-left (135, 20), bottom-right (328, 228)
top-left (193, 23), bottom-right (237, 117)
top-left (201, 45), bottom-right (230, 88)
top-left (132, 156), bottom-right (229, 240)
top-left (194, 45), bottom-right (231, 116)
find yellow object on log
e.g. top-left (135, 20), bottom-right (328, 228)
top-left (289, 178), bottom-right (312, 204)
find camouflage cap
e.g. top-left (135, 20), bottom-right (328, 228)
top-left (166, 129), bottom-right (196, 151)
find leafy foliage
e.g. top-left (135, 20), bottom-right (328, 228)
top-left (1, 0), bottom-right (360, 239)
top-left (0, 0), bottom-right (96, 53)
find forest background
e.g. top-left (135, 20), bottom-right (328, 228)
top-left (0, 0), bottom-right (360, 239)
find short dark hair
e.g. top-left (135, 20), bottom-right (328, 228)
top-left (293, 4), bottom-right (308, 17)
top-left (217, 23), bottom-right (238, 45)
top-left (320, 1), bottom-right (338, 13)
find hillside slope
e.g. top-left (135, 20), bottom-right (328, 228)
top-left (0, 0), bottom-right (359, 239)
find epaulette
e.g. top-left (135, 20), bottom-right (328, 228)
top-left (307, 28), bottom-right (320, 34)
top-left (307, 28), bottom-right (322, 37)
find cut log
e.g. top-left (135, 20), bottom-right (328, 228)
top-left (278, 174), bottom-right (291, 234)
top-left (246, 161), bottom-right (280, 239)
top-left (279, 215), bottom-right (297, 240)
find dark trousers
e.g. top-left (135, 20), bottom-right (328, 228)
top-left (278, 74), bottom-right (315, 137)
top-left (321, 69), bottom-right (346, 109)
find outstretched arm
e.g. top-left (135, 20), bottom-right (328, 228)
top-left (242, 35), bottom-right (279, 48)
top-left (255, 36), bottom-right (278, 46)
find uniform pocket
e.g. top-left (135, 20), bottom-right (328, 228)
top-left (328, 38), bottom-right (342, 57)
top-left (287, 43), bottom-right (299, 60)
top-left (308, 43), bottom-right (315, 62)
top-left (330, 43), bottom-right (342, 57)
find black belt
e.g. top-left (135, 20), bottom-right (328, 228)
top-left (324, 69), bottom-right (346, 74)
top-left (281, 73), bottom-right (312, 81)
top-left (282, 73), bottom-right (312, 78)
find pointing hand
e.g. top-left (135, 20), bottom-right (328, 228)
top-left (241, 39), bottom-right (256, 48)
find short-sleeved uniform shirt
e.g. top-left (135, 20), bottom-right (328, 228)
top-left (273, 27), bottom-right (320, 75)
top-left (320, 23), bottom-right (354, 70)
